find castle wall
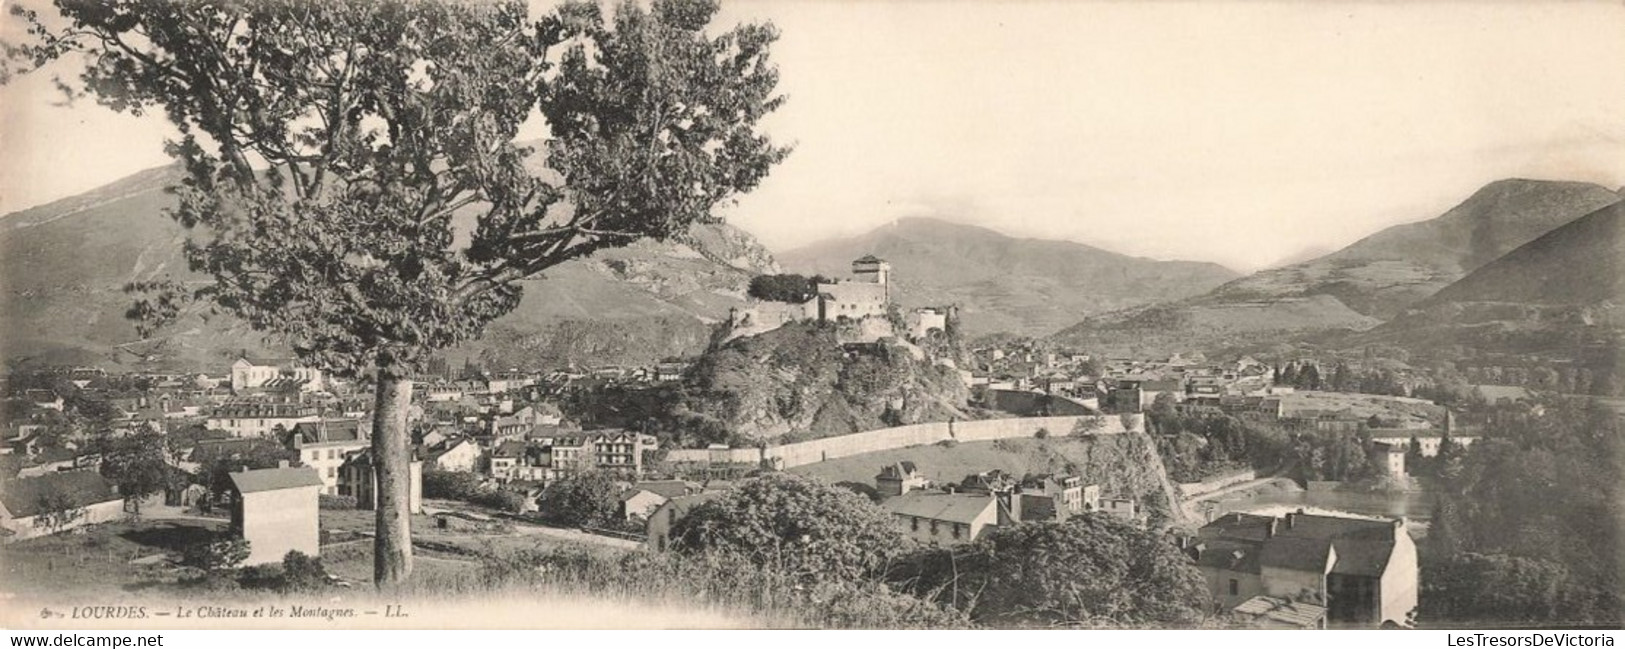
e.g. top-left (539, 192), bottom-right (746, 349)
top-left (665, 413), bottom-right (1146, 469)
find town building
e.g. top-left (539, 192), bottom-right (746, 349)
top-left (1191, 510), bottom-right (1418, 628)
top-left (0, 471), bottom-right (125, 542)
top-left (424, 437), bottom-right (484, 473)
top-left (285, 419), bottom-right (369, 494)
top-left (206, 402), bottom-right (320, 438)
top-left (227, 464), bottom-right (323, 565)
top-left (875, 461), bottom-right (929, 497)
top-left (229, 356), bottom-right (324, 394)
top-left (646, 491), bottom-right (727, 552)
top-left (337, 449), bottom-right (423, 514)
top-left (618, 480), bottom-right (699, 520)
top-left (883, 491), bottom-right (1000, 546)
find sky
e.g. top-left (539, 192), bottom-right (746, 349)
top-left (3, 1), bottom-right (1624, 273)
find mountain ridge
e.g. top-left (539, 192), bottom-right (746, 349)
top-left (777, 216), bottom-right (1240, 338)
top-left (1050, 178), bottom-right (1622, 356)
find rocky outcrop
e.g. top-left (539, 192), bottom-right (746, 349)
top-left (684, 322), bottom-right (972, 443)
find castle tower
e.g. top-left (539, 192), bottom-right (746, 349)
top-left (851, 254), bottom-right (891, 301)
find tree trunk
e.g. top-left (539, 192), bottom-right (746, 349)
top-left (372, 373), bottom-right (414, 586)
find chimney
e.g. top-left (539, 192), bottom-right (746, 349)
top-left (1265, 518), bottom-right (1278, 538)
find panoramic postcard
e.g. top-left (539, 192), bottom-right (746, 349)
top-left (0, 0), bottom-right (1621, 632)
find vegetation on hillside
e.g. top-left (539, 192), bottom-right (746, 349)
top-left (1419, 397), bottom-right (1622, 626)
top-left (888, 513), bottom-right (1209, 627)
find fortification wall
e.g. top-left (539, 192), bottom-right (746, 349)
top-left (1176, 468), bottom-right (1258, 498)
top-left (667, 413), bottom-right (1146, 470)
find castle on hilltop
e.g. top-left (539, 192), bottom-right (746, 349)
top-left (725, 255), bottom-right (956, 345)
top-left (810, 254), bottom-right (890, 322)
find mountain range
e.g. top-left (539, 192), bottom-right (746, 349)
top-left (0, 164), bottom-right (781, 373)
top-left (4, 161), bottom-right (1620, 376)
top-left (1357, 200), bottom-right (1624, 374)
top-left (777, 217), bottom-right (1240, 338)
top-left (1053, 179), bottom-right (1624, 356)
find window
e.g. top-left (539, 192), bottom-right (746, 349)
top-left (929, 520), bottom-right (939, 536)
top-left (328, 467), bottom-right (336, 478)
top-left (328, 449), bottom-right (336, 460)
top-left (910, 517), bottom-right (919, 532)
top-left (1228, 579), bottom-right (1239, 596)
top-left (952, 524), bottom-right (962, 540)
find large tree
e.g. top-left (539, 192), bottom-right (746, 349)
top-left (671, 473), bottom-right (905, 583)
top-left (889, 513), bottom-right (1209, 628)
top-left (6, 0), bottom-right (788, 585)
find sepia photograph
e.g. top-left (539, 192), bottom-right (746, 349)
top-left (0, 0), bottom-right (1621, 636)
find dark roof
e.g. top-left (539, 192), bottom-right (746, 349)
top-left (653, 491), bottom-right (727, 519)
top-left (228, 466), bottom-right (324, 494)
top-left (1199, 511), bottom-right (1402, 578)
top-left (1194, 539), bottom-right (1261, 574)
top-left (883, 492), bottom-right (996, 525)
top-left (876, 461), bottom-right (919, 480)
top-left (853, 254), bottom-right (884, 264)
top-left (289, 419), bottom-right (365, 445)
top-left (1, 471), bottom-right (119, 517)
top-left (1259, 536), bottom-right (1334, 572)
top-left (626, 480), bottom-right (694, 500)
top-left (492, 440), bottom-right (529, 458)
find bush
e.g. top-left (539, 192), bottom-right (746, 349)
top-left (318, 494), bottom-right (357, 510)
top-left (423, 470), bottom-right (484, 501)
top-left (280, 551), bottom-right (330, 592)
top-left (671, 473), bottom-right (906, 583)
top-left (181, 538), bottom-right (250, 572)
top-left (471, 489), bottom-right (530, 514)
top-left (537, 472), bottom-right (621, 527)
top-left (1034, 428), bottom-right (1050, 439)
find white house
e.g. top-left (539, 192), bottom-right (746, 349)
top-left (228, 464), bottom-right (323, 566)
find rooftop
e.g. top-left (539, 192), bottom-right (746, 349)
top-left (228, 466), bottom-right (324, 494)
top-left (883, 491), bottom-right (997, 525)
top-left (0, 470), bottom-right (119, 517)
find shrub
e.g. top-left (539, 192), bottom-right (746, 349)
top-left (424, 470), bottom-right (484, 500)
top-left (279, 551), bottom-right (330, 592)
top-left (537, 472), bottom-right (622, 527)
top-left (671, 473), bottom-right (907, 583)
top-left (471, 489), bottom-right (530, 514)
top-left (1034, 428), bottom-right (1050, 439)
top-left (318, 494), bottom-right (357, 510)
top-left (181, 538), bottom-right (250, 572)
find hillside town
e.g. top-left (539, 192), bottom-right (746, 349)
top-left (1, 0), bottom-right (1619, 634)
top-left (4, 251), bottom-right (1551, 630)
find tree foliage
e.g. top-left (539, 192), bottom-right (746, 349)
top-left (747, 273), bottom-right (818, 303)
top-left (670, 473), bottom-right (905, 583)
top-left (95, 429), bottom-right (181, 512)
top-left (30, 492), bottom-right (87, 535)
top-left (537, 471), bottom-right (622, 527)
top-left (182, 538), bottom-right (251, 572)
top-left (889, 513), bottom-right (1208, 627)
top-left (6, 0), bottom-right (788, 585)
top-left (1425, 397), bottom-right (1622, 625)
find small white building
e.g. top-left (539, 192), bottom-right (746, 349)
top-left (228, 464), bottom-right (323, 566)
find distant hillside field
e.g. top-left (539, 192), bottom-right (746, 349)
top-left (778, 216), bottom-right (1238, 338)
